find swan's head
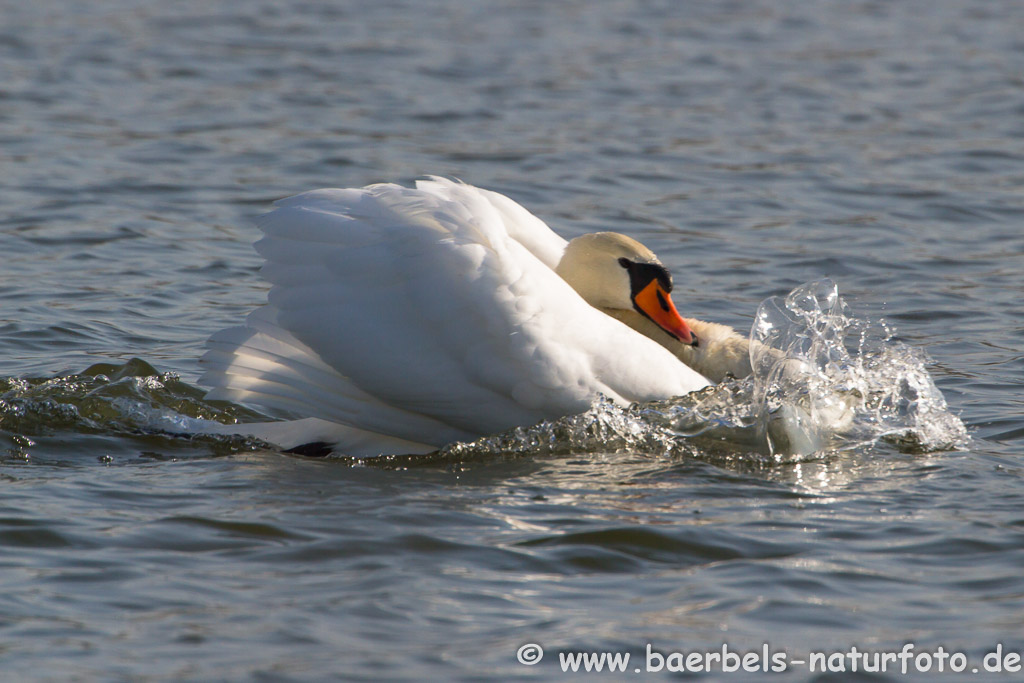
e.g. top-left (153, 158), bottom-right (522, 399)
top-left (556, 232), bottom-right (697, 346)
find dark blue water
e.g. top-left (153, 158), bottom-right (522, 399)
top-left (1, 0), bottom-right (1022, 679)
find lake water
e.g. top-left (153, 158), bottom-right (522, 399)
top-left (1, 0), bottom-right (1022, 680)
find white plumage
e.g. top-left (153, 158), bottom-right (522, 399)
top-left (200, 178), bottom-right (712, 456)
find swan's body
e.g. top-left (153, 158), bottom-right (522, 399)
top-left (200, 178), bottom-right (752, 456)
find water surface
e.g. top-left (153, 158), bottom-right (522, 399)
top-left (1, 0), bottom-right (1023, 680)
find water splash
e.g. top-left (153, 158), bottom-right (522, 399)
top-left (745, 279), bottom-right (966, 456)
top-left (440, 395), bottom-right (701, 462)
top-left (0, 358), bottom-right (265, 456)
top-left (450, 280), bottom-right (967, 461)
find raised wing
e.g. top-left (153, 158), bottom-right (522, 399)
top-left (202, 179), bottom-right (706, 448)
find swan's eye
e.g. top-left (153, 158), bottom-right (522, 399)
top-left (620, 259), bottom-right (674, 297)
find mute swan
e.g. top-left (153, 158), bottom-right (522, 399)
top-left (200, 178), bottom-right (752, 457)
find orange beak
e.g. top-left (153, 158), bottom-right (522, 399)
top-left (633, 279), bottom-right (697, 346)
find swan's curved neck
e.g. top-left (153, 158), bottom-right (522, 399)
top-left (601, 309), bottom-right (752, 382)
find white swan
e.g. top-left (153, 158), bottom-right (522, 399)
top-left (199, 178), bottom-right (752, 457)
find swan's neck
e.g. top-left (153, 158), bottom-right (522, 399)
top-left (602, 309), bottom-right (752, 382)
